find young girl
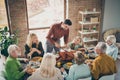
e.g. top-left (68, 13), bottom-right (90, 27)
top-left (25, 33), bottom-right (44, 58)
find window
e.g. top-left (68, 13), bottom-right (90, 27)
top-left (26, 0), bottom-right (64, 49)
top-left (27, 0), bottom-right (64, 28)
top-left (0, 0), bottom-right (8, 28)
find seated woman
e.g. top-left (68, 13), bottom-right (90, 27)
top-left (106, 35), bottom-right (118, 60)
top-left (68, 36), bottom-right (93, 54)
top-left (61, 51), bottom-right (91, 80)
top-left (27, 53), bottom-right (63, 80)
top-left (4, 44), bottom-right (28, 80)
top-left (68, 36), bottom-right (85, 51)
top-left (25, 33), bottom-right (44, 59)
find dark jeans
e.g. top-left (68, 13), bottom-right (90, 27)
top-left (46, 40), bottom-right (60, 53)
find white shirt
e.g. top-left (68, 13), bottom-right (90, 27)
top-left (106, 44), bottom-right (118, 60)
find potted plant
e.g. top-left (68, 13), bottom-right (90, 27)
top-left (0, 26), bottom-right (18, 58)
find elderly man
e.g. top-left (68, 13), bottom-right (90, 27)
top-left (90, 42), bottom-right (117, 80)
top-left (4, 44), bottom-right (28, 80)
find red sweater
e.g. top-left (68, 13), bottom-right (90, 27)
top-left (46, 22), bottom-right (69, 45)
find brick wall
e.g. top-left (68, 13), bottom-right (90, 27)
top-left (67, 0), bottom-right (102, 41)
top-left (6, 0), bottom-right (28, 55)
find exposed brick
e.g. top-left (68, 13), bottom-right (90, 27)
top-left (67, 0), bottom-right (102, 41)
top-left (7, 0), bottom-right (28, 54)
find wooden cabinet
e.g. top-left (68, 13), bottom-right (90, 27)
top-left (78, 11), bottom-right (101, 49)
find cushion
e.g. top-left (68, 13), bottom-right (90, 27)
top-left (115, 32), bottom-right (120, 43)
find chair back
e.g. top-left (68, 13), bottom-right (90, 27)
top-left (78, 77), bottom-right (91, 80)
top-left (99, 74), bottom-right (115, 80)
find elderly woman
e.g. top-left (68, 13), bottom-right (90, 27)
top-left (27, 53), bottom-right (63, 80)
top-left (106, 35), bottom-right (118, 60)
top-left (25, 33), bottom-right (44, 58)
top-left (61, 51), bottom-right (91, 80)
top-left (4, 44), bottom-right (28, 80)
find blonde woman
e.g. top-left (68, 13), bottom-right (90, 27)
top-left (25, 33), bottom-right (44, 58)
top-left (27, 53), bottom-right (63, 80)
top-left (106, 35), bottom-right (118, 60)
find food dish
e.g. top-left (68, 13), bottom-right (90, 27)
top-left (63, 62), bottom-right (73, 70)
top-left (31, 57), bottom-right (42, 62)
top-left (28, 61), bottom-right (40, 68)
top-left (56, 62), bottom-right (61, 68)
top-left (85, 59), bottom-right (93, 64)
top-left (27, 66), bottom-right (36, 74)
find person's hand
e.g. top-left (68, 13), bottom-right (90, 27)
top-left (60, 67), bottom-right (65, 73)
top-left (55, 42), bottom-right (61, 48)
top-left (31, 48), bottom-right (38, 52)
top-left (63, 44), bottom-right (68, 48)
top-left (87, 62), bottom-right (93, 69)
top-left (61, 44), bottom-right (68, 48)
top-left (84, 48), bottom-right (88, 51)
top-left (27, 53), bottom-right (32, 59)
top-left (23, 58), bottom-right (29, 63)
top-left (32, 48), bottom-right (42, 54)
top-left (85, 59), bottom-right (93, 69)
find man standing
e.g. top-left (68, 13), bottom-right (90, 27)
top-left (46, 19), bottom-right (72, 53)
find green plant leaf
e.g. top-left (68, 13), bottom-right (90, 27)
top-left (4, 26), bottom-right (8, 32)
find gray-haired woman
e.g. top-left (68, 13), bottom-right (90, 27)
top-left (106, 35), bottom-right (118, 60)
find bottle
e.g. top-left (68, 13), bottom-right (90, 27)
top-left (93, 26), bottom-right (96, 31)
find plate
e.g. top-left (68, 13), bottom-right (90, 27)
top-left (28, 61), bottom-right (40, 68)
top-left (31, 57), bottom-right (42, 62)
